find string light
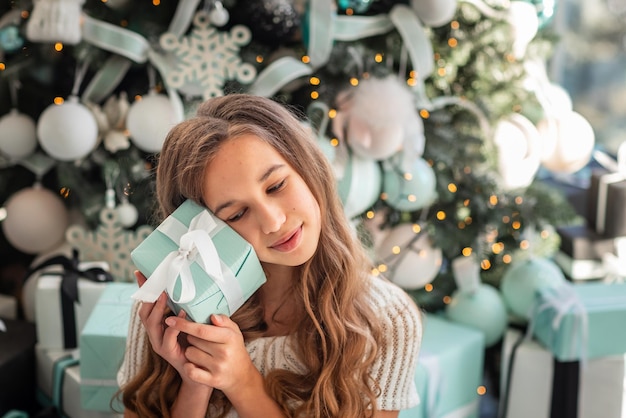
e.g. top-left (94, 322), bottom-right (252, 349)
top-left (377, 264), bottom-right (387, 273)
top-left (480, 259), bottom-right (491, 270)
top-left (120, 20), bottom-right (129, 27)
top-left (54, 43), bottom-right (63, 51)
top-left (374, 53), bottom-right (383, 63)
top-left (53, 97), bottom-right (64, 105)
top-left (301, 55), bottom-right (311, 64)
top-left (392, 246), bottom-right (401, 255)
top-left (489, 195), bottom-right (498, 205)
top-left (419, 109), bottom-right (430, 118)
top-left (21, 10), bottom-right (29, 18)
top-left (540, 229), bottom-right (549, 239)
top-left (366, 210), bottom-right (375, 219)
top-left (407, 78), bottom-right (417, 87)
top-left (256, 55), bottom-right (264, 63)
top-left (477, 386), bottom-right (487, 396)
top-left (330, 138), bottom-right (339, 147)
top-left (328, 109), bottom-right (337, 118)
top-left (403, 173), bottom-right (413, 180)
top-left (512, 221), bottom-right (521, 230)
top-left (59, 187), bottom-right (70, 198)
top-left (152, 0), bottom-right (160, 5)
top-left (502, 215), bottom-right (511, 223)
top-left (451, 20), bottom-right (459, 30)
top-left (462, 247), bottom-right (473, 256)
top-left (515, 196), bottom-right (523, 204)
top-left (492, 242), bottom-right (504, 254)
top-left (309, 76), bottom-right (320, 86)
top-left (502, 254), bottom-right (512, 263)
top-left (436, 211), bottom-right (446, 220)
top-left (310, 91), bottom-right (319, 100)
top-left (411, 224), bottom-right (421, 233)
top-left (443, 295), bottom-right (452, 304)
top-left (424, 284), bottom-right (433, 292)
top-left (448, 38), bottom-right (458, 48)
top-left (447, 183), bottom-right (457, 193)
top-left (519, 240), bottom-right (530, 249)
top-left (349, 77), bottom-right (359, 86)
top-left (0, 63), bottom-right (5, 71)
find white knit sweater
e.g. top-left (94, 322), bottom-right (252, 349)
top-left (118, 276), bottom-right (422, 416)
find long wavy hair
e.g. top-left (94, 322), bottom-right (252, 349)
top-left (121, 94), bottom-right (382, 417)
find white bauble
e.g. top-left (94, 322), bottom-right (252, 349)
top-left (116, 200), bottom-right (139, 228)
top-left (538, 111), bottom-right (595, 174)
top-left (2, 184), bottom-right (69, 254)
top-left (0, 109), bottom-right (38, 160)
top-left (376, 223), bottom-right (442, 289)
top-left (37, 96), bottom-right (98, 161)
top-left (127, 91), bottom-right (180, 153)
top-left (493, 113), bottom-right (542, 189)
top-left (410, 0), bottom-right (458, 27)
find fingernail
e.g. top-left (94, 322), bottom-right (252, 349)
top-left (165, 317), bottom-right (175, 326)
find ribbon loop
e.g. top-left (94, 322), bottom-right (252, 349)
top-left (131, 209), bottom-right (245, 314)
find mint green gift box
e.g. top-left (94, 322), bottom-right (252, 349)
top-left (79, 282), bottom-right (137, 412)
top-left (130, 199), bottom-right (267, 323)
top-left (400, 314), bottom-right (484, 418)
top-left (531, 281), bottom-right (626, 361)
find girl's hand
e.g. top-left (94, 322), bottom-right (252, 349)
top-left (164, 313), bottom-right (258, 396)
top-left (134, 271), bottom-right (197, 384)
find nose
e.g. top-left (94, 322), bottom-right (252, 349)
top-left (257, 202), bottom-right (286, 234)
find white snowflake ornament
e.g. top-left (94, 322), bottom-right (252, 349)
top-left (160, 10), bottom-right (256, 99)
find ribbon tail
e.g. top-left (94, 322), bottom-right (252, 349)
top-left (131, 253), bottom-right (179, 302)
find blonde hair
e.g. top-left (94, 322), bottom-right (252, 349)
top-left (121, 94), bottom-right (382, 417)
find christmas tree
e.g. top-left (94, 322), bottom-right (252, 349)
top-left (0, 0), bottom-right (586, 325)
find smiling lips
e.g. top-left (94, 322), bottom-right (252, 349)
top-left (271, 226), bottom-right (303, 252)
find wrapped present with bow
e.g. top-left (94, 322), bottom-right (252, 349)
top-left (32, 249), bottom-right (114, 350)
top-left (513, 281), bottom-right (626, 418)
top-left (586, 142), bottom-right (626, 238)
top-left (130, 199), bottom-right (267, 323)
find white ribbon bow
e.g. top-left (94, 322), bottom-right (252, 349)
top-left (527, 283), bottom-right (589, 362)
top-left (132, 210), bottom-right (244, 311)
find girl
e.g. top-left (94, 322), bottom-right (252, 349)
top-left (118, 94), bottom-right (422, 418)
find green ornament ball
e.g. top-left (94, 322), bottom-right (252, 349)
top-left (500, 257), bottom-right (566, 320)
top-left (446, 283), bottom-right (508, 347)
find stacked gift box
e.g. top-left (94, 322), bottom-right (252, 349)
top-left (28, 252), bottom-right (131, 418)
top-left (554, 146), bottom-right (626, 283)
top-left (499, 281), bottom-right (626, 418)
top-left (399, 314), bottom-right (485, 418)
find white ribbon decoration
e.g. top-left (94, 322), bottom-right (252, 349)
top-left (602, 237), bottom-right (626, 283)
top-left (419, 352), bottom-right (443, 418)
top-left (132, 210), bottom-right (244, 312)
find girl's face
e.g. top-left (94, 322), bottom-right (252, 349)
top-left (203, 134), bottom-right (322, 269)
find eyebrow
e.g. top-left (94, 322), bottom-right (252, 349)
top-left (212, 164), bottom-right (285, 216)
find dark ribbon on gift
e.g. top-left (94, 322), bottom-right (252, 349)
top-left (499, 325), bottom-right (580, 418)
top-left (24, 249), bottom-right (114, 349)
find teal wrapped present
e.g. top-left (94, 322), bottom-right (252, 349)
top-left (531, 281), bottom-right (626, 361)
top-left (130, 199), bottom-right (267, 323)
top-left (79, 282), bottom-right (137, 413)
top-left (400, 314), bottom-right (485, 418)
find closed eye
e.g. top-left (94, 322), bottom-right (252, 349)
top-left (268, 179), bottom-right (286, 193)
top-left (227, 208), bottom-right (247, 222)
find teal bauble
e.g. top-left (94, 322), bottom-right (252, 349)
top-left (337, 152), bottom-right (382, 219)
top-left (382, 157), bottom-right (437, 212)
top-left (338, 0), bottom-right (373, 14)
top-left (500, 257), bottom-right (566, 319)
top-left (446, 284), bottom-right (508, 347)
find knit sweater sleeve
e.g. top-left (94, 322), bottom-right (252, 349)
top-left (369, 276), bottom-right (423, 411)
top-left (117, 300), bottom-right (149, 388)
